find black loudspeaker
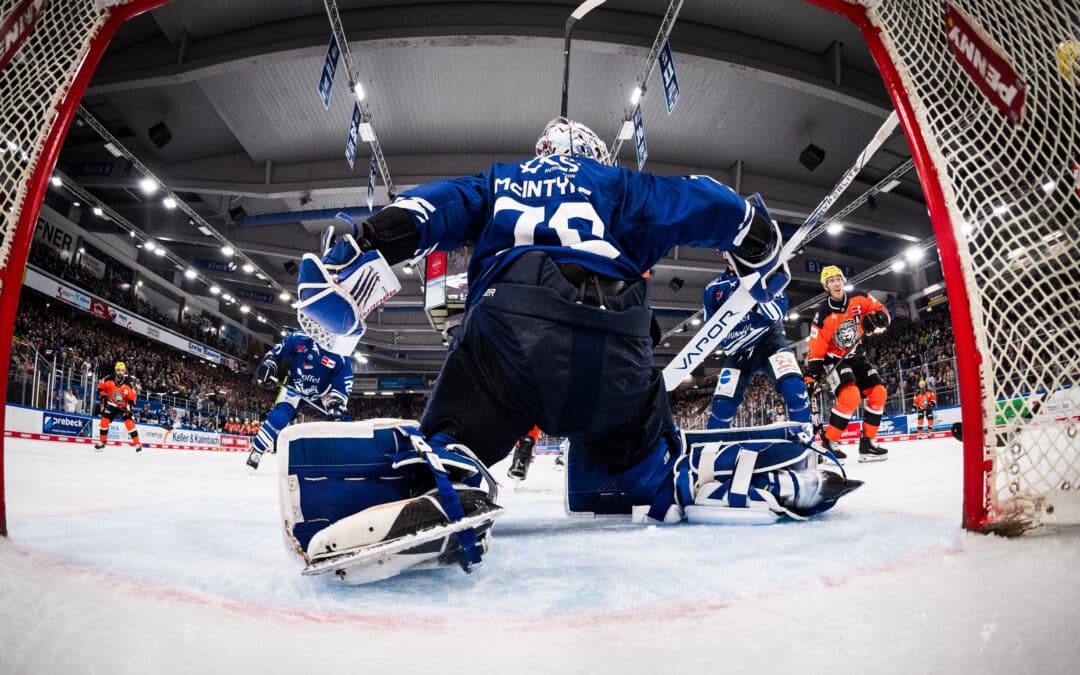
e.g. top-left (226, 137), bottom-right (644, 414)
top-left (668, 276), bottom-right (685, 292)
top-left (799, 143), bottom-right (826, 172)
top-left (283, 260), bottom-right (298, 275)
top-left (148, 121), bottom-right (172, 149)
top-left (229, 205), bottom-right (247, 223)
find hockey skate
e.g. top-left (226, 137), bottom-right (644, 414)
top-left (246, 449), bottom-right (262, 469)
top-left (301, 488), bottom-right (505, 584)
top-left (506, 439), bottom-right (534, 481)
top-left (819, 436), bottom-right (846, 460)
top-left (93, 440), bottom-right (105, 452)
top-left (858, 436), bottom-right (888, 462)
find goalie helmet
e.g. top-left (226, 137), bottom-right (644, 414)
top-left (535, 117), bottom-right (611, 165)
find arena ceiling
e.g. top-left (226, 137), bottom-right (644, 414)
top-left (50, 0), bottom-right (941, 378)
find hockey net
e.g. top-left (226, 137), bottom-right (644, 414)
top-left (0, 0), bottom-right (169, 534)
top-left (809, 0), bottom-right (1080, 531)
top-left (0, 0), bottom-right (1076, 535)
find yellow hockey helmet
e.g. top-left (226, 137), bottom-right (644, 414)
top-left (819, 265), bottom-right (845, 287)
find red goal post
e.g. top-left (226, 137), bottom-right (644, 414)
top-left (0, 0), bottom-right (1077, 535)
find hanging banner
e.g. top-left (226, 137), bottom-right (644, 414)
top-left (235, 288), bottom-right (276, 304)
top-left (346, 101), bottom-right (360, 170)
top-left (367, 155), bottom-right (378, 211)
top-left (633, 104), bottom-right (648, 170)
top-left (659, 40), bottom-right (680, 114)
top-left (34, 217), bottom-right (76, 259)
top-left (316, 34), bottom-right (340, 110)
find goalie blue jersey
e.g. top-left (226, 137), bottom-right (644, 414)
top-left (703, 271), bottom-right (789, 355)
top-left (392, 156), bottom-right (755, 304)
top-left (262, 331), bottom-right (354, 401)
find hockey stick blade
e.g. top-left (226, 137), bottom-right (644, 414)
top-left (661, 111), bottom-right (899, 391)
top-left (301, 508), bottom-right (506, 577)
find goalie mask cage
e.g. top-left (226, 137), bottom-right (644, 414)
top-left (0, 0), bottom-right (1077, 535)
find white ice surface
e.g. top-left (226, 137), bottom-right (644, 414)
top-left (1, 437), bottom-right (1078, 675)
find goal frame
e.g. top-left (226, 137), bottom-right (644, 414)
top-left (0, 0), bottom-right (1027, 534)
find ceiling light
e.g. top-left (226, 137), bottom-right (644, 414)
top-left (184, 268), bottom-right (197, 279)
top-left (904, 246), bottom-right (924, 263)
top-left (891, 260), bottom-right (906, 272)
top-left (924, 283), bottom-right (942, 295)
top-left (788, 312), bottom-right (799, 320)
top-left (128, 230), bottom-right (135, 238)
top-left (690, 317), bottom-right (702, 326)
top-left (72, 201), bottom-right (80, 208)
top-left (353, 81), bottom-right (365, 101)
top-left (198, 226), bottom-right (212, 236)
top-left (826, 222), bottom-right (844, 235)
top-left (844, 284), bottom-right (854, 292)
top-left (359, 122), bottom-right (375, 142)
top-left (880, 179), bottom-right (901, 193)
top-left (630, 86), bottom-right (643, 105)
top-left (221, 245), bottom-right (234, 256)
top-left (402, 264), bottom-right (413, 275)
top-left (92, 206), bottom-right (103, 217)
top-left (242, 263), bottom-right (254, 274)
top-left (257, 315), bottom-right (266, 323)
top-left (154, 247), bottom-right (166, 256)
top-left (136, 280), bottom-right (143, 287)
top-left (78, 247), bottom-right (85, 254)
top-left (103, 142), bottom-right (124, 158)
top-left (279, 291), bottom-right (290, 301)
top-left (223, 293), bottom-right (234, 302)
top-left (210, 285), bottom-right (221, 295)
top-left (50, 175), bottom-right (61, 187)
top-left (993, 204), bottom-right (1009, 216)
top-left (280, 330), bottom-right (287, 337)
top-left (163, 196), bottom-right (177, 209)
top-left (139, 177), bottom-right (158, 194)
top-left (256, 273), bottom-right (266, 280)
top-left (144, 240), bottom-right (156, 251)
top-left (240, 305), bottom-right (250, 313)
top-left (617, 119), bottom-right (634, 140)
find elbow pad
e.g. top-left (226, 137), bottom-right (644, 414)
top-left (360, 206), bottom-right (422, 265)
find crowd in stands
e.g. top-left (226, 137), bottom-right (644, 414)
top-left (27, 244), bottom-right (255, 361)
top-left (9, 289), bottom-right (274, 426)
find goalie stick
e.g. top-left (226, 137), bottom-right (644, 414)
top-left (661, 111), bottom-right (900, 391)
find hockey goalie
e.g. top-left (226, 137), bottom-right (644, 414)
top-left (280, 119), bottom-right (862, 583)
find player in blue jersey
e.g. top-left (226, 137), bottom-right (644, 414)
top-left (281, 119), bottom-right (861, 580)
top-left (701, 265), bottom-right (819, 450)
top-left (245, 329), bottom-right (354, 470)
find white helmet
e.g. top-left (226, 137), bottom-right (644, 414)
top-left (535, 117), bottom-right (611, 165)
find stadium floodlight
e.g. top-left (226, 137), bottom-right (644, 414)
top-left (242, 263), bottom-right (254, 274)
top-left (138, 177), bottom-right (158, 194)
top-left (904, 246), bottom-right (925, 263)
top-left (50, 175), bottom-right (61, 187)
top-left (210, 285), bottom-right (221, 295)
top-left (221, 245), bottom-right (235, 257)
top-left (827, 222), bottom-right (844, 235)
top-left (184, 268), bottom-right (197, 279)
top-left (279, 291), bottom-right (290, 301)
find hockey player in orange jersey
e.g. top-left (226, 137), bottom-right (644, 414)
top-left (913, 380), bottom-right (937, 439)
top-left (94, 361), bottom-right (142, 453)
top-left (804, 266), bottom-right (890, 463)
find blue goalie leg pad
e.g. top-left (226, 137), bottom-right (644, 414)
top-left (285, 424), bottom-right (416, 552)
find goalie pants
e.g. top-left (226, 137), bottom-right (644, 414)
top-left (421, 251), bottom-right (677, 474)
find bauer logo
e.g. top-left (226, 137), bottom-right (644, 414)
top-left (944, 3), bottom-right (1026, 125)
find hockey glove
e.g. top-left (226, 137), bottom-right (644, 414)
top-left (255, 360), bottom-right (277, 386)
top-left (860, 310), bottom-right (890, 335)
top-left (727, 194), bottom-right (791, 305)
top-left (296, 219), bottom-right (401, 355)
top-left (323, 395), bottom-right (347, 420)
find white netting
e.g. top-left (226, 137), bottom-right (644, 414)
top-left (861, 0), bottom-right (1080, 526)
top-left (0, 0), bottom-right (112, 280)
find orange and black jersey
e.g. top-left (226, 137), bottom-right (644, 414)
top-left (97, 377), bottom-right (137, 412)
top-left (914, 390), bottom-right (937, 410)
top-left (807, 292), bottom-right (889, 366)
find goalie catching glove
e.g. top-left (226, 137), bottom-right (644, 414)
top-left (296, 212), bottom-right (402, 354)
